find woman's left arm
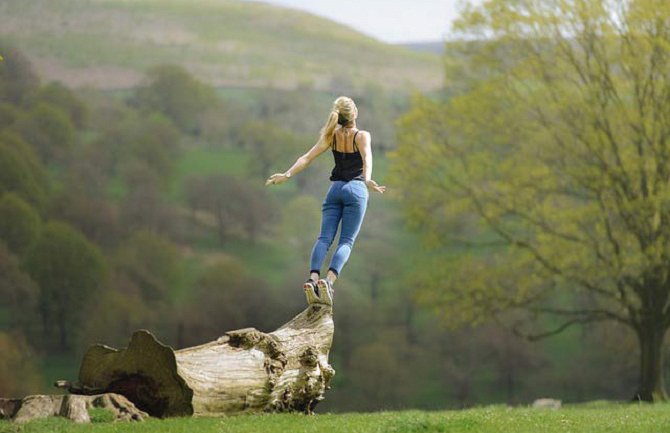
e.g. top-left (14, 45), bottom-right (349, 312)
top-left (357, 131), bottom-right (386, 194)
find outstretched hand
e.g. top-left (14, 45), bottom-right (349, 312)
top-left (265, 173), bottom-right (289, 186)
top-left (366, 179), bottom-right (386, 194)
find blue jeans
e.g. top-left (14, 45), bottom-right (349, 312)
top-left (310, 180), bottom-right (369, 277)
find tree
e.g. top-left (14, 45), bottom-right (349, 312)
top-left (47, 157), bottom-right (121, 248)
top-left (391, 0), bottom-right (670, 401)
top-left (240, 120), bottom-right (309, 179)
top-left (279, 194), bottom-right (321, 258)
top-left (131, 64), bottom-right (217, 135)
top-left (0, 102), bottom-right (19, 130)
top-left (118, 160), bottom-right (179, 235)
top-left (0, 131), bottom-right (48, 209)
top-left (0, 42), bottom-right (39, 105)
top-left (177, 258), bottom-right (279, 347)
top-left (112, 230), bottom-right (181, 303)
top-left (21, 221), bottom-right (108, 350)
top-left (0, 243), bottom-right (39, 339)
top-left (14, 102), bottom-right (75, 163)
top-left (0, 332), bottom-right (42, 397)
top-left (87, 110), bottom-right (181, 186)
top-left (127, 113), bottom-right (181, 184)
top-left (184, 173), bottom-right (277, 244)
top-left (0, 192), bottom-right (41, 256)
top-left (27, 82), bottom-right (89, 128)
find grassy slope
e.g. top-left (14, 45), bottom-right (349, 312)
top-left (2, 403), bottom-right (670, 433)
top-left (0, 0), bottom-right (441, 91)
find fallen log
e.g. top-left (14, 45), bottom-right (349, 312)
top-left (58, 303), bottom-right (335, 417)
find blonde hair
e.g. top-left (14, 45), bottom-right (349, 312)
top-left (319, 96), bottom-right (358, 148)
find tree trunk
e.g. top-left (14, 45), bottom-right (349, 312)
top-left (633, 325), bottom-right (668, 402)
top-left (59, 304), bottom-right (334, 417)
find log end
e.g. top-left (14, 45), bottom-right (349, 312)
top-left (74, 329), bottom-right (193, 418)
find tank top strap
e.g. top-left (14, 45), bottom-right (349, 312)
top-left (352, 130), bottom-right (360, 152)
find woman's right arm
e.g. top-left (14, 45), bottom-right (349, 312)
top-left (265, 139), bottom-right (331, 186)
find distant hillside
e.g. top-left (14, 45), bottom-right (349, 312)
top-left (401, 41), bottom-right (445, 55)
top-left (0, 0), bottom-right (442, 91)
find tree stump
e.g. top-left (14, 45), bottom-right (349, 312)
top-left (58, 304), bottom-right (335, 417)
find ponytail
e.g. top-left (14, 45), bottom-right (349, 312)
top-left (319, 110), bottom-right (339, 148)
top-left (319, 96), bottom-right (358, 148)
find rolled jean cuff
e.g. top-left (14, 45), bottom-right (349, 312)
top-left (327, 267), bottom-right (340, 277)
top-left (309, 269), bottom-right (321, 276)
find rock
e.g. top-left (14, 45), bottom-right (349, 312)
top-left (532, 398), bottom-right (562, 409)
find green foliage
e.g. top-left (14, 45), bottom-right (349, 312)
top-left (132, 64), bottom-right (217, 134)
top-left (0, 192), bottom-right (41, 255)
top-left (0, 131), bottom-right (48, 208)
top-left (279, 194), bottom-right (321, 258)
top-left (183, 173), bottom-right (278, 244)
top-left (27, 82), bottom-right (89, 128)
top-left (0, 103), bottom-right (19, 130)
top-left (21, 220), bottom-right (108, 349)
top-left (117, 164), bottom-right (179, 235)
top-left (177, 257), bottom-right (278, 344)
top-left (93, 110), bottom-right (181, 190)
top-left (0, 34), bottom-right (654, 411)
top-left (125, 112), bottom-right (181, 183)
top-left (0, 243), bottom-right (39, 337)
top-left (47, 185), bottom-right (120, 248)
top-left (14, 102), bottom-right (75, 163)
top-left (0, 41), bottom-right (39, 104)
top-left (391, 0), bottom-right (670, 401)
top-left (0, 332), bottom-right (42, 397)
top-left (76, 288), bottom-right (160, 350)
top-left (112, 230), bottom-right (182, 303)
top-left (239, 120), bottom-right (310, 178)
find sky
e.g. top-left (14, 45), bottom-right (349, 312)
top-left (247, 0), bottom-right (464, 44)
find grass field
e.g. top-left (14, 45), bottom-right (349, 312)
top-left (0, 0), bottom-right (441, 91)
top-left (2, 403), bottom-right (669, 433)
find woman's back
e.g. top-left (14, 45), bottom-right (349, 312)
top-left (330, 127), bottom-right (365, 182)
top-left (332, 127), bottom-right (361, 153)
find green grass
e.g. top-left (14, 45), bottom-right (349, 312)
top-left (169, 146), bottom-right (250, 202)
top-left (2, 404), bottom-right (670, 433)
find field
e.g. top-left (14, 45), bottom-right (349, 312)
top-left (0, 0), bottom-right (441, 91)
top-left (2, 403), bottom-right (669, 433)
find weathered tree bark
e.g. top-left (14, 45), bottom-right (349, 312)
top-left (59, 304), bottom-right (334, 417)
top-left (0, 393), bottom-right (148, 423)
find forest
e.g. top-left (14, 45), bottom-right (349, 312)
top-left (0, 47), bottom-right (646, 413)
top-left (1, 0), bottom-right (668, 416)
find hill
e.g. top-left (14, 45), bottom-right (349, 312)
top-left (401, 41), bottom-right (445, 55)
top-left (0, 0), bottom-right (442, 91)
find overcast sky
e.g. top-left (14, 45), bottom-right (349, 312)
top-left (247, 0), bottom-right (464, 44)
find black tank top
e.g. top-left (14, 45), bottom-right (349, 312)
top-left (329, 129), bottom-right (365, 182)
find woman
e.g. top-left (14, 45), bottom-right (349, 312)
top-left (265, 96), bottom-right (386, 306)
